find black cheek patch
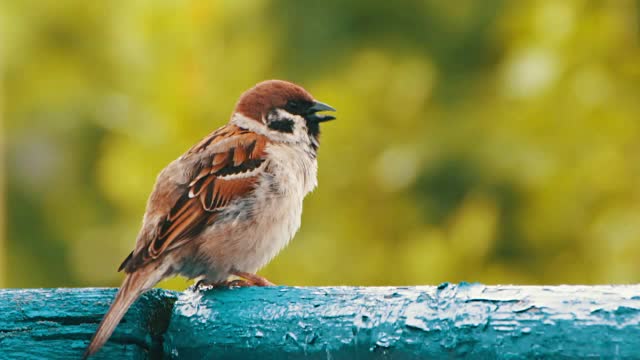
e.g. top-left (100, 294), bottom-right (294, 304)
top-left (268, 119), bottom-right (295, 133)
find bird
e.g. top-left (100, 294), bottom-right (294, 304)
top-left (84, 80), bottom-right (336, 358)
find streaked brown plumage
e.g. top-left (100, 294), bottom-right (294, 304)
top-left (84, 80), bottom-right (335, 358)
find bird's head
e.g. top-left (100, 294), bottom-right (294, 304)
top-left (231, 80), bottom-right (336, 147)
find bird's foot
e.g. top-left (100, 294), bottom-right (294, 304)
top-left (192, 278), bottom-right (233, 290)
top-left (192, 272), bottom-right (274, 291)
top-left (190, 278), bottom-right (212, 291)
top-left (231, 271), bottom-right (275, 286)
top-left (224, 279), bottom-right (254, 288)
top-left (187, 279), bottom-right (204, 291)
top-left (192, 279), bottom-right (256, 290)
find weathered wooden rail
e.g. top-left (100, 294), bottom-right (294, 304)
top-left (1, 284), bottom-right (639, 359)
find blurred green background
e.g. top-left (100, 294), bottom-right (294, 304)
top-left (2, 0), bottom-right (640, 289)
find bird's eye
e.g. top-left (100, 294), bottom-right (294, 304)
top-left (286, 100), bottom-right (302, 112)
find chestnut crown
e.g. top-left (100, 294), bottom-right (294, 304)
top-left (234, 80), bottom-right (335, 124)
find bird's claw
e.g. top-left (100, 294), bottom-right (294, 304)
top-left (192, 272), bottom-right (275, 291)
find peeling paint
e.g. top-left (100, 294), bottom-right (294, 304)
top-left (165, 284), bottom-right (640, 359)
top-left (1, 285), bottom-right (639, 359)
top-left (0, 288), bottom-right (176, 359)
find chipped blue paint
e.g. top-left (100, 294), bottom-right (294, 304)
top-left (1, 285), bottom-right (639, 359)
top-left (0, 288), bottom-right (176, 359)
top-left (166, 284), bottom-right (640, 359)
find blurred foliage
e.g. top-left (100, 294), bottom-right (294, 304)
top-left (2, 0), bottom-right (640, 289)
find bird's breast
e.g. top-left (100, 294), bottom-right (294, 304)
top-left (196, 143), bottom-right (318, 276)
top-left (264, 142), bottom-right (318, 196)
top-left (237, 143), bottom-right (318, 272)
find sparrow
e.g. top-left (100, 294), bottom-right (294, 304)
top-left (84, 80), bottom-right (336, 358)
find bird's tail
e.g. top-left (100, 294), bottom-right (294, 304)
top-left (83, 269), bottom-right (158, 359)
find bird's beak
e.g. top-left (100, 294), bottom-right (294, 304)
top-left (307, 100), bottom-right (336, 122)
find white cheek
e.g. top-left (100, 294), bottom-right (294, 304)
top-left (232, 112), bottom-right (308, 144)
top-left (266, 111), bottom-right (310, 144)
top-left (272, 110), bottom-right (306, 136)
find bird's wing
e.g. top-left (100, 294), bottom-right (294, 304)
top-left (119, 125), bottom-right (269, 273)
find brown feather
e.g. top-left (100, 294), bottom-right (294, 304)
top-left (233, 145), bottom-right (247, 165)
top-left (190, 167), bottom-right (210, 186)
top-left (84, 270), bottom-right (155, 359)
top-left (168, 195), bottom-right (193, 222)
top-left (210, 152), bottom-right (228, 173)
top-left (123, 126), bottom-right (269, 267)
top-left (189, 174), bottom-right (215, 198)
top-left (234, 80), bottom-right (314, 121)
top-left (252, 138), bottom-right (266, 158)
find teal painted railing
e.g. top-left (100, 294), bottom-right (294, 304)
top-left (1, 284), bottom-right (639, 359)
